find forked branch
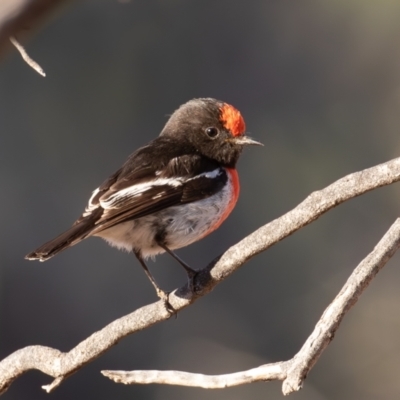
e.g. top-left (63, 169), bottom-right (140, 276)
top-left (102, 217), bottom-right (400, 394)
top-left (1, 157), bottom-right (400, 395)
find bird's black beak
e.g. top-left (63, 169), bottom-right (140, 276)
top-left (233, 135), bottom-right (263, 146)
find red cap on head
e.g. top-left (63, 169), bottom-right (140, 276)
top-left (220, 103), bottom-right (246, 137)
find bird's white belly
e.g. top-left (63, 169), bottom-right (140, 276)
top-left (94, 180), bottom-right (233, 258)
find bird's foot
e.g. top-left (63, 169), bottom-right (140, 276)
top-left (156, 288), bottom-right (176, 316)
top-left (186, 268), bottom-right (198, 293)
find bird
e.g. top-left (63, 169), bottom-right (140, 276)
top-left (26, 98), bottom-right (262, 300)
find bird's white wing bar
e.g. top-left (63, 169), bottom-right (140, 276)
top-left (83, 168), bottom-right (222, 217)
top-left (99, 177), bottom-right (183, 210)
top-left (189, 168), bottom-right (222, 180)
top-left (83, 188), bottom-right (101, 216)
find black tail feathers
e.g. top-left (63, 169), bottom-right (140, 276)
top-left (25, 216), bottom-right (98, 261)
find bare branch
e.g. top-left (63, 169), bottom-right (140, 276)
top-left (281, 216), bottom-right (400, 394)
top-left (1, 157), bottom-right (400, 394)
top-left (10, 36), bottom-right (45, 76)
top-left (102, 218), bottom-right (400, 394)
top-left (102, 362), bottom-right (289, 388)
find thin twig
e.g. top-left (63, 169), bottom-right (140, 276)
top-left (10, 36), bottom-right (46, 76)
top-left (1, 157), bottom-right (400, 394)
top-left (102, 362), bottom-right (289, 388)
top-left (102, 218), bottom-right (400, 394)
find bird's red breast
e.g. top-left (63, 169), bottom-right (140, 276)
top-left (200, 167), bottom-right (240, 239)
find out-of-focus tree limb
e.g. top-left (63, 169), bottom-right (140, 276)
top-left (1, 157), bottom-right (400, 395)
top-left (10, 35), bottom-right (45, 75)
top-left (0, 0), bottom-right (74, 57)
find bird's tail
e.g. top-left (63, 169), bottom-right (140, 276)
top-left (25, 214), bottom-right (99, 261)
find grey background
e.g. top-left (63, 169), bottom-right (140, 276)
top-left (1, 1), bottom-right (400, 399)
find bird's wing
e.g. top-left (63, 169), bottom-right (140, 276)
top-left (85, 156), bottom-right (227, 235)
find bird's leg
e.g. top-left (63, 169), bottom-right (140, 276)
top-left (133, 250), bottom-right (173, 310)
top-left (157, 242), bottom-right (197, 291)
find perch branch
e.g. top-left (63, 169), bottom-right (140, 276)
top-left (102, 218), bottom-right (400, 394)
top-left (1, 156), bottom-right (400, 394)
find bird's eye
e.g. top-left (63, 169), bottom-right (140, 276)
top-left (205, 127), bottom-right (219, 138)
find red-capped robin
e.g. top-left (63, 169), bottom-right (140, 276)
top-left (26, 98), bottom-right (262, 299)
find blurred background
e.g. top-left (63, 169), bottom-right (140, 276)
top-left (1, 1), bottom-right (400, 399)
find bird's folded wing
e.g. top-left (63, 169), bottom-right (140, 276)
top-left (88, 166), bottom-right (227, 235)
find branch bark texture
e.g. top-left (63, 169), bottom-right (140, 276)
top-left (103, 218), bottom-right (400, 394)
top-left (1, 157), bottom-right (400, 394)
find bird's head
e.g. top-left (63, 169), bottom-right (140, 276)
top-left (160, 98), bottom-right (262, 167)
